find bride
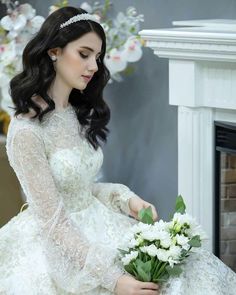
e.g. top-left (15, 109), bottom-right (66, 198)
top-left (0, 6), bottom-right (235, 295)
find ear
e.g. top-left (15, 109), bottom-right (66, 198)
top-left (47, 48), bottom-right (61, 59)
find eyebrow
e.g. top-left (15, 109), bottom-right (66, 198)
top-left (79, 46), bottom-right (102, 55)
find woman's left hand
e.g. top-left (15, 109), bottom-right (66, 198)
top-left (128, 196), bottom-right (158, 222)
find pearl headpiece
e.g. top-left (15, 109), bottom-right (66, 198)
top-left (59, 13), bottom-right (100, 29)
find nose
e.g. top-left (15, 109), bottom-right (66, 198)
top-left (88, 57), bottom-right (98, 73)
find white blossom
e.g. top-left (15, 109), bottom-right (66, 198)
top-left (128, 238), bottom-right (139, 248)
top-left (122, 36), bottom-right (143, 62)
top-left (80, 2), bottom-right (93, 14)
top-left (156, 248), bottom-right (170, 262)
top-left (176, 234), bottom-right (189, 247)
top-left (104, 48), bottom-right (127, 74)
top-left (19, 3), bottom-right (36, 20)
top-left (146, 244), bottom-right (158, 257)
top-left (1, 14), bottom-right (27, 31)
top-left (121, 250), bottom-right (138, 265)
top-left (168, 245), bottom-right (181, 259)
top-left (30, 15), bottom-right (45, 33)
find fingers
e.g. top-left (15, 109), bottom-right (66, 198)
top-left (138, 281), bottom-right (159, 290)
top-left (149, 204), bottom-right (158, 221)
top-left (140, 291), bottom-right (159, 295)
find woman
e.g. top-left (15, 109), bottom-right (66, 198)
top-left (0, 6), bottom-right (235, 295)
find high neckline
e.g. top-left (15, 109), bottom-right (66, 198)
top-left (14, 103), bottom-right (74, 122)
top-left (53, 102), bottom-right (73, 113)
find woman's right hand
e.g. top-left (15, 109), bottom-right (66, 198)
top-left (114, 274), bottom-right (160, 295)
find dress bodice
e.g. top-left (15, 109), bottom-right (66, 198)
top-left (11, 103), bottom-right (104, 212)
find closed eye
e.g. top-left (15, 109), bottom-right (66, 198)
top-left (79, 52), bottom-right (89, 59)
top-left (79, 52), bottom-right (101, 61)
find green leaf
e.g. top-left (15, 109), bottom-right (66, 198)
top-left (117, 248), bottom-right (130, 255)
top-left (175, 195), bottom-right (186, 214)
top-left (188, 235), bottom-right (201, 247)
top-left (136, 259), bottom-right (152, 272)
top-left (134, 259), bottom-right (152, 281)
top-left (136, 265), bottom-right (151, 281)
top-left (138, 206), bottom-right (154, 224)
top-left (124, 264), bottom-right (136, 276)
top-left (166, 265), bottom-right (183, 276)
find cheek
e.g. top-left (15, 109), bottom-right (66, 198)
top-left (58, 53), bottom-right (84, 77)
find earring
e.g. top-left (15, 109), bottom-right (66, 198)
top-left (51, 55), bottom-right (57, 61)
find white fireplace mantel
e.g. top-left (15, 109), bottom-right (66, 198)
top-left (139, 19), bottom-right (236, 251)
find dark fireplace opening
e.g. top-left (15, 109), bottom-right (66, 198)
top-left (215, 121), bottom-right (236, 272)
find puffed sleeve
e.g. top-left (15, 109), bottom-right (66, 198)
top-left (6, 126), bottom-right (125, 294)
top-left (91, 182), bottom-right (140, 215)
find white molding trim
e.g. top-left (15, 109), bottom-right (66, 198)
top-left (139, 24), bottom-right (236, 62)
top-left (139, 19), bottom-right (236, 252)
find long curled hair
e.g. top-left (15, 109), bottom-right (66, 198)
top-left (10, 6), bottom-right (111, 150)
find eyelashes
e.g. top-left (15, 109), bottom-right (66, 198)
top-left (79, 52), bottom-right (89, 59)
top-left (79, 52), bottom-right (101, 62)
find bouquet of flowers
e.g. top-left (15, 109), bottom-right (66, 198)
top-left (118, 196), bottom-right (207, 283)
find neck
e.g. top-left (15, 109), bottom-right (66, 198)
top-left (48, 75), bottom-right (72, 110)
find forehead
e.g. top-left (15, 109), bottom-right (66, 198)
top-left (69, 32), bottom-right (102, 52)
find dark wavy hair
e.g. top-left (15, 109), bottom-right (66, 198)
top-left (9, 6), bottom-right (111, 150)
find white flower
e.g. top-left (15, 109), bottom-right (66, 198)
top-left (176, 234), bottom-right (189, 246)
top-left (156, 248), bottom-right (170, 262)
top-left (173, 212), bottom-right (193, 226)
top-left (173, 213), bottom-right (208, 240)
top-left (19, 4), bottom-right (36, 20)
top-left (104, 48), bottom-right (127, 74)
top-left (168, 245), bottom-right (181, 259)
top-left (168, 257), bottom-right (179, 268)
top-left (128, 238), bottom-right (139, 248)
top-left (153, 219), bottom-right (169, 231)
top-left (1, 14), bottom-right (27, 31)
top-left (121, 250), bottom-right (138, 265)
top-left (186, 225), bottom-right (207, 240)
top-left (122, 36), bottom-right (143, 62)
top-left (0, 41), bottom-right (16, 66)
top-left (140, 244), bottom-right (158, 257)
top-left (140, 245), bottom-right (147, 254)
top-left (141, 228), bottom-right (172, 248)
top-left (141, 229), bottom-right (158, 242)
top-left (126, 6), bottom-right (137, 17)
top-left (158, 231), bottom-right (172, 248)
top-left (30, 15), bottom-right (45, 33)
top-left (130, 222), bottom-right (152, 234)
top-left (80, 2), bottom-right (93, 13)
top-left (145, 244), bottom-right (158, 257)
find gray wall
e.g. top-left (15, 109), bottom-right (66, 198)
top-left (2, 0), bottom-right (236, 219)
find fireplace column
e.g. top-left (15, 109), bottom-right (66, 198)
top-left (139, 19), bottom-right (236, 252)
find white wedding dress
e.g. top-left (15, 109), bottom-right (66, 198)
top-left (0, 102), bottom-right (235, 295)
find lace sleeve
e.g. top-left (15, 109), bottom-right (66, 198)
top-left (6, 126), bottom-right (125, 293)
top-left (91, 182), bottom-right (139, 215)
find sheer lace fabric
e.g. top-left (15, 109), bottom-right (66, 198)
top-left (0, 103), bottom-right (235, 294)
top-left (2, 104), bottom-right (137, 294)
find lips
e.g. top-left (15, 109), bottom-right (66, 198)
top-left (82, 75), bottom-right (93, 82)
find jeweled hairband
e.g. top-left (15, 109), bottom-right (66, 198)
top-left (59, 13), bottom-right (100, 29)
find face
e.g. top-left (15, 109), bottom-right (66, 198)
top-left (50, 31), bottom-right (102, 91)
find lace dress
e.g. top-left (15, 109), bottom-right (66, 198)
top-left (0, 103), bottom-right (235, 295)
